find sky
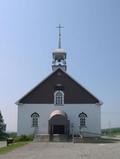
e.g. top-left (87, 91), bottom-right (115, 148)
top-left (0, 0), bottom-right (120, 132)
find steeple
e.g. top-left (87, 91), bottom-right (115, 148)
top-left (52, 25), bottom-right (67, 72)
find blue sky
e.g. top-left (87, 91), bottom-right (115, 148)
top-left (0, 0), bottom-right (120, 132)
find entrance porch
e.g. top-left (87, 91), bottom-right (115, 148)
top-left (48, 110), bottom-right (69, 136)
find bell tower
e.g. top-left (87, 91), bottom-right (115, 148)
top-left (52, 24), bottom-right (67, 72)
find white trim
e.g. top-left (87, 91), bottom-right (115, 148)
top-left (31, 112), bottom-right (39, 128)
top-left (54, 90), bottom-right (64, 105)
top-left (79, 112), bottom-right (87, 127)
top-left (49, 110), bottom-right (67, 119)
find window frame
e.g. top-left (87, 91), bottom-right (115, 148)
top-left (78, 112), bottom-right (87, 128)
top-left (54, 90), bottom-right (64, 106)
top-left (31, 112), bottom-right (39, 128)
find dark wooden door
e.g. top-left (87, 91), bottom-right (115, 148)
top-left (53, 125), bottom-right (65, 134)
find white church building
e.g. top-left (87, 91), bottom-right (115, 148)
top-left (16, 25), bottom-right (102, 137)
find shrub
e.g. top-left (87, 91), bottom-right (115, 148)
top-left (0, 111), bottom-right (7, 140)
top-left (15, 135), bottom-right (33, 142)
top-left (0, 131), bottom-right (8, 141)
top-left (8, 132), bottom-right (17, 139)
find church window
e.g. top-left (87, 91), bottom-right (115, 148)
top-left (54, 90), bottom-right (64, 105)
top-left (31, 112), bottom-right (39, 127)
top-left (78, 112), bottom-right (87, 128)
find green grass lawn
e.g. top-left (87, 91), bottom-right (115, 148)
top-left (0, 142), bottom-right (30, 155)
top-left (102, 128), bottom-right (120, 137)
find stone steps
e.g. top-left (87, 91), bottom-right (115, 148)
top-left (34, 134), bottom-right (50, 142)
top-left (73, 137), bottom-right (100, 143)
top-left (34, 134), bottom-right (69, 142)
top-left (50, 134), bottom-right (68, 142)
top-left (34, 134), bottom-right (101, 143)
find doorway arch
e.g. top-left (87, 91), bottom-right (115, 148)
top-left (49, 110), bottom-right (69, 135)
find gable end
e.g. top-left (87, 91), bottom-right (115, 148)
top-left (16, 68), bottom-right (101, 104)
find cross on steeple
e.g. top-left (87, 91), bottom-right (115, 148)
top-left (52, 25), bottom-right (67, 72)
top-left (56, 24), bottom-right (64, 48)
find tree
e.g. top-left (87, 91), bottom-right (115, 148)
top-left (0, 110), bottom-right (7, 140)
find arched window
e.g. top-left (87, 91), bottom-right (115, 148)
top-left (78, 112), bottom-right (87, 128)
top-left (31, 112), bottom-right (39, 127)
top-left (54, 90), bottom-right (64, 105)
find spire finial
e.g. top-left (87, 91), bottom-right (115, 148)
top-left (56, 24), bottom-right (64, 48)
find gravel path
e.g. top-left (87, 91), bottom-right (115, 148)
top-left (0, 142), bottom-right (120, 159)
